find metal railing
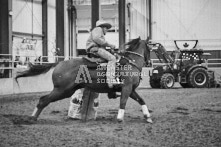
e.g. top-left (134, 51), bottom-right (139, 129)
top-left (0, 54), bottom-right (13, 78)
top-left (1, 54), bottom-right (221, 78)
top-left (207, 59), bottom-right (221, 67)
top-left (0, 54), bottom-right (71, 78)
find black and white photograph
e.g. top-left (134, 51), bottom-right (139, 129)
top-left (0, 0), bottom-right (221, 146)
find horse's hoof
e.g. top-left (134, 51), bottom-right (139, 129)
top-left (117, 118), bottom-right (124, 123)
top-left (146, 118), bottom-right (153, 124)
top-left (30, 116), bottom-right (37, 121)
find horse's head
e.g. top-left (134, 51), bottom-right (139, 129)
top-left (143, 37), bottom-right (152, 66)
top-left (125, 37), bottom-right (151, 67)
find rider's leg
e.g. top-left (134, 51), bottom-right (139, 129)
top-left (96, 48), bottom-right (118, 88)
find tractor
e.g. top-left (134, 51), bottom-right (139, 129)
top-left (148, 41), bottom-right (214, 89)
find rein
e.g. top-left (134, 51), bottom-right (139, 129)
top-left (125, 51), bottom-right (144, 58)
top-left (119, 38), bottom-right (149, 71)
top-left (121, 51), bottom-right (146, 72)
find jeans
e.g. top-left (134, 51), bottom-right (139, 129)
top-left (90, 47), bottom-right (117, 86)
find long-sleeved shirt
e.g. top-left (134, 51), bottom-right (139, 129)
top-left (86, 27), bottom-right (110, 51)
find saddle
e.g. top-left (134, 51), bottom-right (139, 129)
top-left (82, 50), bottom-right (142, 89)
top-left (82, 51), bottom-right (137, 74)
top-left (82, 52), bottom-right (125, 89)
top-left (82, 52), bottom-right (125, 69)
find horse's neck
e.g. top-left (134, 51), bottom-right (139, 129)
top-left (126, 52), bottom-right (145, 70)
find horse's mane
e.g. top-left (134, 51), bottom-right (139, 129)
top-left (125, 37), bottom-right (141, 51)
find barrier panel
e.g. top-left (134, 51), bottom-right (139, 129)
top-left (0, 54), bottom-right (221, 95)
top-left (0, 68), bottom-right (54, 95)
top-left (0, 54), bottom-right (58, 95)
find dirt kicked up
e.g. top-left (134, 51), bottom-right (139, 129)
top-left (0, 88), bottom-right (221, 147)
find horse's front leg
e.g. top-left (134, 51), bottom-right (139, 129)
top-left (117, 85), bottom-right (132, 122)
top-left (130, 90), bottom-right (153, 123)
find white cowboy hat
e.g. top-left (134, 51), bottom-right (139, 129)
top-left (96, 20), bottom-right (112, 29)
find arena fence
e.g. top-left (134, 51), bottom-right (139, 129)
top-left (1, 54), bottom-right (221, 78)
top-left (0, 54), bottom-right (68, 78)
top-left (1, 54), bottom-right (221, 95)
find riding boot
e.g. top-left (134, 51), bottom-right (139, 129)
top-left (106, 62), bottom-right (122, 88)
top-left (96, 48), bottom-right (122, 88)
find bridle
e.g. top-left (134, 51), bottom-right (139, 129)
top-left (120, 40), bottom-right (150, 71)
top-left (125, 51), bottom-right (144, 58)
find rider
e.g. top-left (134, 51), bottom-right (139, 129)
top-left (86, 20), bottom-right (120, 88)
top-left (68, 20), bottom-right (118, 119)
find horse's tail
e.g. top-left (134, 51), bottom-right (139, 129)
top-left (15, 62), bottom-right (58, 83)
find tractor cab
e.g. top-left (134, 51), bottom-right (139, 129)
top-left (174, 40), bottom-right (204, 68)
top-left (179, 49), bottom-right (204, 69)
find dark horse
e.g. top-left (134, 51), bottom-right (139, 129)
top-left (16, 37), bottom-right (153, 123)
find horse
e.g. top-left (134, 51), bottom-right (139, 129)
top-left (16, 37), bottom-right (153, 123)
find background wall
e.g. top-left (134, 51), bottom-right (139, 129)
top-left (1, 0), bottom-right (221, 95)
top-left (47, 0), bottom-right (56, 62)
top-left (12, 0), bottom-right (43, 62)
top-left (152, 0), bottom-right (221, 54)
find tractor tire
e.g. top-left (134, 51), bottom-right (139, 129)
top-left (149, 77), bottom-right (161, 88)
top-left (160, 73), bottom-right (175, 89)
top-left (188, 68), bottom-right (209, 88)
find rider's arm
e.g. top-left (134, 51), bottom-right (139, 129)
top-left (91, 27), bottom-right (113, 48)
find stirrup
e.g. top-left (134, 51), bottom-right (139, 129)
top-left (112, 78), bottom-right (122, 84)
top-left (108, 78), bottom-right (123, 88)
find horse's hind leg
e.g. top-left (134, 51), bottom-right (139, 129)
top-left (130, 90), bottom-right (153, 123)
top-left (32, 88), bottom-right (76, 119)
top-left (32, 95), bottom-right (48, 118)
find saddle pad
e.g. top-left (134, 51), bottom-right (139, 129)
top-left (83, 57), bottom-right (106, 63)
top-left (82, 57), bottom-right (107, 69)
top-left (82, 56), bottom-right (127, 69)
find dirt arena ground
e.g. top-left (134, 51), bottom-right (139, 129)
top-left (0, 88), bottom-right (221, 147)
